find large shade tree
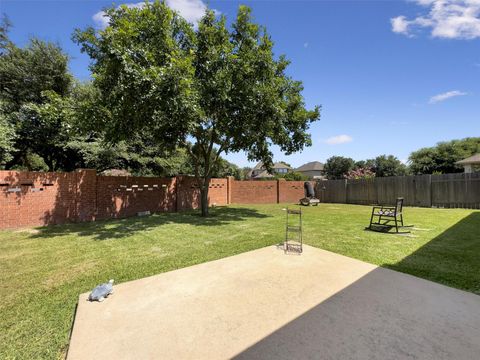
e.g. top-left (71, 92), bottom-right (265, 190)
top-left (0, 18), bottom-right (74, 170)
top-left (74, 1), bottom-right (320, 216)
top-left (0, 103), bottom-right (15, 166)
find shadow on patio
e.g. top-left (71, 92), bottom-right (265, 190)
top-left (233, 265), bottom-right (480, 360)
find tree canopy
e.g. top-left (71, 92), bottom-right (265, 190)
top-left (0, 105), bottom-right (15, 165)
top-left (409, 137), bottom-right (480, 174)
top-left (369, 155), bottom-right (407, 177)
top-left (324, 156), bottom-right (355, 179)
top-left (74, 1), bottom-right (320, 215)
top-left (0, 18), bottom-right (231, 176)
top-left (0, 23), bottom-right (74, 170)
top-left (325, 154), bottom-right (407, 179)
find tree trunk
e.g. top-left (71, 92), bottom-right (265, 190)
top-left (200, 181), bottom-right (209, 217)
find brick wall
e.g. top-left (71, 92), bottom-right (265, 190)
top-left (176, 176), bottom-right (228, 210)
top-left (206, 178), bottom-right (228, 207)
top-left (278, 180), bottom-right (309, 203)
top-left (0, 170), bottom-right (232, 229)
top-left (96, 176), bottom-right (177, 220)
top-left (0, 170), bottom-right (79, 228)
top-left (0, 171), bottom-right (309, 229)
top-left (231, 180), bottom-right (278, 204)
top-left (230, 179), bottom-right (308, 204)
top-left (75, 169), bottom-right (97, 222)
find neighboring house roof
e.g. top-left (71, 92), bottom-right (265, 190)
top-left (253, 170), bottom-right (275, 178)
top-left (456, 154), bottom-right (480, 165)
top-left (252, 161), bottom-right (291, 171)
top-left (250, 161), bottom-right (291, 178)
top-left (252, 161), bottom-right (264, 170)
top-left (272, 162), bottom-right (291, 170)
top-left (296, 161), bottom-right (324, 172)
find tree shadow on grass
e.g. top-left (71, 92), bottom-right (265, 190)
top-left (382, 211), bottom-right (480, 294)
top-left (29, 207), bottom-right (271, 241)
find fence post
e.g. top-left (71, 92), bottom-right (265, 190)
top-left (428, 174), bottom-right (432, 207)
top-left (344, 179), bottom-right (348, 204)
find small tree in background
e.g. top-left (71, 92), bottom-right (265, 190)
top-left (353, 155), bottom-right (406, 178)
top-left (345, 167), bottom-right (375, 180)
top-left (282, 171), bottom-right (309, 181)
top-left (324, 156), bottom-right (355, 179)
top-left (74, 1), bottom-right (320, 216)
top-left (240, 166), bottom-right (253, 180)
top-left (354, 159), bottom-right (375, 170)
top-left (371, 155), bottom-right (407, 177)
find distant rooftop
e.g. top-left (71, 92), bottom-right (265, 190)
top-left (273, 162), bottom-right (291, 169)
top-left (296, 161), bottom-right (324, 172)
top-left (252, 161), bottom-right (292, 170)
top-left (456, 154), bottom-right (480, 165)
top-left (252, 170), bottom-right (274, 178)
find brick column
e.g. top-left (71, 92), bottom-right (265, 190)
top-left (175, 176), bottom-right (182, 211)
top-left (226, 176), bottom-right (234, 205)
top-left (277, 178), bottom-right (286, 203)
top-left (173, 176), bottom-right (178, 212)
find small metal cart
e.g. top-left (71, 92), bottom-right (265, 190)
top-left (285, 207), bottom-right (303, 253)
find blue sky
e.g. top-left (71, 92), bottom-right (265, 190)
top-left (2, 0), bottom-right (479, 168)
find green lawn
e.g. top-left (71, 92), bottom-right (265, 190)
top-left (1, 203), bottom-right (479, 359)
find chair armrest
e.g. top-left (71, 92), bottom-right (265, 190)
top-left (381, 206), bottom-right (396, 211)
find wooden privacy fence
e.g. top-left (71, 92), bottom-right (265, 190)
top-left (316, 173), bottom-right (480, 209)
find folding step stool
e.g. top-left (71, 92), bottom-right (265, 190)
top-left (285, 207), bottom-right (303, 253)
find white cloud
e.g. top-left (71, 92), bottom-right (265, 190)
top-left (391, 16), bottom-right (411, 35)
top-left (429, 90), bottom-right (467, 103)
top-left (303, 42), bottom-right (309, 48)
top-left (93, 2), bottom-right (145, 29)
top-left (391, 0), bottom-right (480, 39)
top-left (325, 135), bottom-right (353, 145)
top-left (93, 0), bottom-right (213, 29)
top-left (92, 11), bottom-right (109, 29)
top-left (166, 0), bottom-right (208, 24)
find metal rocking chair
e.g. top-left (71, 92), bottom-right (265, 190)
top-left (369, 197), bottom-right (407, 233)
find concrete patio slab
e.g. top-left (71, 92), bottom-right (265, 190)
top-left (67, 245), bottom-right (480, 360)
